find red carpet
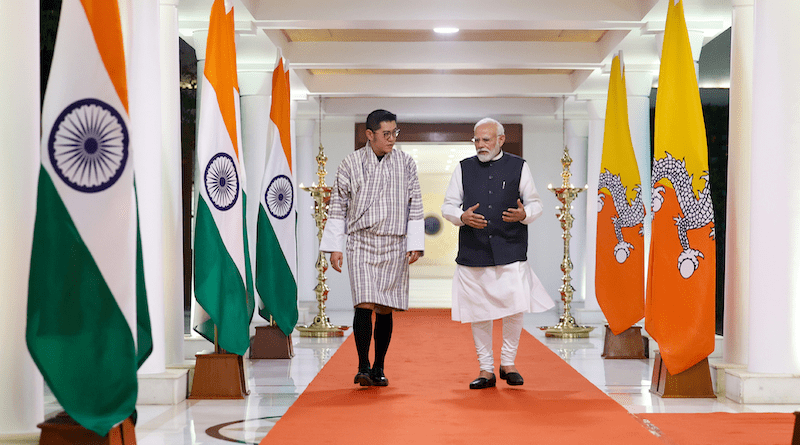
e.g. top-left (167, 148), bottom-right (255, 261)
top-left (639, 413), bottom-right (795, 445)
top-left (260, 309), bottom-right (795, 444)
top-left (262, 309), bottom-right (662, 444)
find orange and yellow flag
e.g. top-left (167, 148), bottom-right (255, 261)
top-left (646, 0), bottom-right (715, 375)
top-left (596, 53), bottom-right (646, 335)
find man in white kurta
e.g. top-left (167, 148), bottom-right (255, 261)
top-left (320, 109), bottom-right (424, 387)
top-left (442, 118), bottom-right (554, 389)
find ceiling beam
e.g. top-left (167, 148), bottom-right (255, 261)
top-left (245, 0), bottom-right (658, 22)
top-left (279, 41), bottom-right (616, 67)
top-left (296, 73), bottom-right (592, 97)
top-left (301, 97), bottom-right (562, 120)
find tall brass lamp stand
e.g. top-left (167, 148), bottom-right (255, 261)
top-left (296, 142), bottom-right (348, 337)
top-left (543, 146), bottom-right (594, 338)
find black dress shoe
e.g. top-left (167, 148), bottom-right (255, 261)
top-left (469, 374), bottom-right (496, 389)
top-left (354, 369), bottom-right (374, 386)
top-left (370, 368), bottom-right (389, 386)
top-left (499, 368), bottom-right (524, 386)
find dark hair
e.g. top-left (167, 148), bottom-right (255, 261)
top-left (366, 109), bottom-right (397, 131)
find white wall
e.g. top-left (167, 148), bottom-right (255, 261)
top-left (522, 117), bottom-right (571, 304)
top-left (297, 117), bottom-right (357, 311)
top-left (411, 171), bottom-right (459, 277)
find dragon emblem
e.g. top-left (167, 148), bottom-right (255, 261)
top-left (597, 170), bottom-right (645, 264)
top-left (651, 152), bottom-right (715, 279)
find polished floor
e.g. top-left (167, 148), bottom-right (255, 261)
top-left (42, 283), bottom-right (800, 445)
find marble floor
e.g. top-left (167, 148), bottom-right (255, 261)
top-left (42, 291), bottom-right (800, 445)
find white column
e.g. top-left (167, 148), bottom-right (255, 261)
top-left (566, 119), bottom-right (588, 303)
top-left (722, 0), bottom-right (800, 404)
top-left (625, 71), bottom-right (654, 284)
top-left (238, 70), bottom-right (272, 317)
top-left (748, 0), bottom-right (800, 376)
top-left (160, 0), bottom-right (185, 366)
top-left (723, 0), bottom-right (753, 367)
top-left (295, 116), bottom-right (320, 315)
top-left (0, 1), bottom-right (44, 436)
top-left (131, 0), bottom-right (165, 375)
top-left (583, 99), bottom-right (606, 313)
top-left (188, 30), bottom-right (207, 334)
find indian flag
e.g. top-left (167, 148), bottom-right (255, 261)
top-left (27, 0), bottom-right (151, 436)
top-left (192, 0), bottom-right (254, 355)
top-left (646, 0), bottom-right (716, 375)
top-left (595, 53), bottom-right (646, 335)
top-left (256, 53), bottom-right (298, 336)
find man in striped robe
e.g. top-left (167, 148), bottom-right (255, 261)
top-left (320, 109), bottom-right (425, 387)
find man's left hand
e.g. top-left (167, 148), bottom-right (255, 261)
top-left (407, 250), bottom-right (423, 264)
top-left (502, 199), bottom-right (526, 223)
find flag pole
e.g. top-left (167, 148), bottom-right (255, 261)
top-left (542, 97), bottom-right (594, 338)
top-left (214, 325), bottom-right (219, 354)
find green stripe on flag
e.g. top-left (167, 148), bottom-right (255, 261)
top-left (194, 197), bottom-right (251, 355)
top-left (135, 212), bottom-right (153, 368)
top-left (242, 193), bottom-right (256, 325)
top-left (27, 169), bottom-right (138, 436)
top-left (256, 206), bottom-right (298, 336)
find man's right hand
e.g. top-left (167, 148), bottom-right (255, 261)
top-left (461, 203), bottom-right (487, 229)
top-left (330, 251), bottom-right (343, 272)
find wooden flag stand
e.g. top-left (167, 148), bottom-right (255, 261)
top-left (601, 325), bottom-right (647, 359)
top-left (38, 411), bottom-right (135, 445)
top-left (189, 327), bottom-right (248, 399)
top-left (250, 324), bottom-right (294, 359)
top-left (649, 352), bottom-right (715, 398)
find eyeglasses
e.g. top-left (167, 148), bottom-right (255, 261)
top-left (471, 136), bottom-right (495, 144)
top-left (370, 128), bottom-right (400, 139)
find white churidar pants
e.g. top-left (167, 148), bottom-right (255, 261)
top-left (471, 312), bottom-right (524, 372)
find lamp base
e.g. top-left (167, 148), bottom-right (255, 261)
top-left (542, 320), bottom-right (594, 338)
top-left (296, 318), bottom-right (348, 337)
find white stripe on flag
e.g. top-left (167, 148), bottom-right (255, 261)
top-left (40, 0), bottom-right (137, 336)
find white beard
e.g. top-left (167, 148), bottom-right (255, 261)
top-left (476, 145), bottom-right (500, 162)
top-left (477, 151), bottom-right (493, 162)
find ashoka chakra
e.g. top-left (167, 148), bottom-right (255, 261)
top-left (204, 153), bottom-right (239, 211)
top-left (265, 174), bottom-right (293, 219)
top-left (48, 98), bottom-right (129, 193)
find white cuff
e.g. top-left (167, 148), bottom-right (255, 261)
top-left (406, 219), bottom-right (425, 252)
top-left (442, 208), bottom-right (465, 226)
top-left (319, 218), bottom-right (345, 252)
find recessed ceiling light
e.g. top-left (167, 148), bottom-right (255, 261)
top-left (434, 27), bottom-right (459, 34)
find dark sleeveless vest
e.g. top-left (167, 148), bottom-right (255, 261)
top-left (456, 153), bottom-right (528, 267)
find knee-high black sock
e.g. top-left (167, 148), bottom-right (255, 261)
top-left (372, 312), bottom-right (393, 371)
top-left (353, 308), bottom-right (373, 372)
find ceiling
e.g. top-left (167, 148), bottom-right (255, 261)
top-left (176, 0), bottom-right (733, 121)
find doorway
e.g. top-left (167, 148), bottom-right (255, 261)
top-left (397, 143), bottom-right (476, 308)
top-left (353, 122), bottom-right (523, 309)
